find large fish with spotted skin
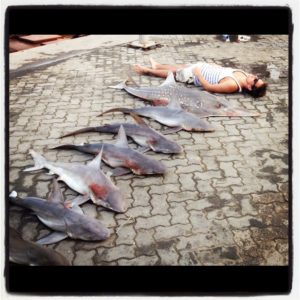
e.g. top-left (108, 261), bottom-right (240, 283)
top-left (9, 227), bottom-right (71, 265)
top-left (23, 148), bottom-right (126, 212)
top-left (109, 71), bottom-right (259, 117)
top-left (98, 97), bottom-right (215, 133)
top-left (60, 113), bottom-right (182, 154)
top-left (9, 179), bottom-right (110, 245)
top-left (53, 125), bottom-right (166, 176)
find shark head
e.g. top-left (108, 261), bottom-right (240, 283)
top-left (89, 183), bottom-right (126, 213)
top-left (149, 136), bottom-right (183, 154)
top-left (66, 215), bottom-right (110, 241)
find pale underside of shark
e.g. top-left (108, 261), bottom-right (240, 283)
top-left (23, 148), bottom-right (126, 213)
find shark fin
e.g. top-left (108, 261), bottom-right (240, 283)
top-left (47, 179), bottom-right (64, 204)
top-left (114, 125), bottom-right (129, 148)
top-left (66, 194), bottom-right (90, 207)
top-left (137, 146), bottom-right (151, 153)
top-left (108, 80), bottom-right (127, 89)
top-left (23, 150), bottom-right (47, 172)
top-left (36, 232), bottom-right (68, 245)
top-left (87, 147), bottom-right (103, 169)
top-left (161, 126), bottom-right (183, 134)
top-left (126, 72), bottom-right (140, 87)
top-left (111, 167), bottom-right (131, 176)
top-left (129, 112), bottom-right (148, 127)
top-left (160, 71), bottom-right (177, 86)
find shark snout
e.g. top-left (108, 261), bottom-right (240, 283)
top-left (105, 189), bottom-right (127, 213)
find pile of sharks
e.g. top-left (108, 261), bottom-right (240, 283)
top-left (9, 71), bottom-right (259, 266)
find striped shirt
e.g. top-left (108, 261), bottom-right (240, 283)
top-left (192, 63), bottom-right (247, 92)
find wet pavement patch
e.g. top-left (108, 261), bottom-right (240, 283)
top-left (249, 218), bottom-right (267, 228)
top-left (217, 58), bottom-right (238, 69)
top-left (249, 64), bottom-right (269, 78)
top-left (220, 246), bottom-right (239, 260)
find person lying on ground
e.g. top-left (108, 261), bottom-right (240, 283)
top-left (133, 58), bottom-right (267, 98)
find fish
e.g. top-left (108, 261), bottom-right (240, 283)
top-left (97, 97), bottom-right (215, 133)
top-left (109, 71), bottom-right (259, 117)
top-left (23, 148), bottom-right (126, 212)
top-left (9, 179), bottom-right (110, 244)
top-left (60, 113), bottom-right (182, 154)
top-left (9, 227), bottom-right (71, 265)
top-left (52, 125), bottom-right (166, 176)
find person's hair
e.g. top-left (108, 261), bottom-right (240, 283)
top-left (243, 82), bottom-right (268, 98)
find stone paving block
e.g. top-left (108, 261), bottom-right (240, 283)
top-left (118, 255), bottom-right (159, 266)
top-left (116, 224), bottom-right (136, 246)
top-left (135, 214), bottom-right (171, 230)
top-left (157, 246), bottom-right (179, 265)
top-left (73, 249), bottom-right (96, 266)
top-left (99, 244), bottom-right (136, 262)
top-left (154, 224), bottom-right (192, 240)
top-left (169, 202), bottom-right (189, 225)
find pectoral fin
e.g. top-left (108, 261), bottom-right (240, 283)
top-left (111, 167), bottom-right (131, 176)
top-left (37, 232), bottom-right (67, 245)
top-left (161, 126), bottom-right (182, 134)
top-left (69, 194), bottom-right (91, 206)
top-left (137, 146), bottom-right (151, 153)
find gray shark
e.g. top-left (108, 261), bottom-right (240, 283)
top-left (9, 227), bottom-right (71, 265)
top-left (9, 179), bottom-right (110, 244)
top-left (53, 125), bottom-right (166, 176)
top-left (109, 71), bottom-right (259, 117)
top-left (98, 97), bottom-right (215, 133)
top-left (60, 113), bottom-right (182, 154)
top-left (23, 148), bottom-right (126, 212)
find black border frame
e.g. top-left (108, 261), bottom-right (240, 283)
top-left (4, 6), bottom-right (293, 295)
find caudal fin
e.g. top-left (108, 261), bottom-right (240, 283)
top-left (97, 107), bottom-right (132, 117)
top-left (60, 127), bottom-right (99, 138)
top-left (108, 80), bottom-right (127, 90)
top-left (23, 150), bottom-right (47, 172)
top-left (50, 144), bottom-right (79, 151)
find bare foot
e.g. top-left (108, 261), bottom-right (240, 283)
top-left (133, 64), bottom-right (150, 75)
top-left (149, 57), bottom-right (159, 69)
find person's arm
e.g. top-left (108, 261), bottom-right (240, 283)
top-left (193, 67), bottom-right (238, 93)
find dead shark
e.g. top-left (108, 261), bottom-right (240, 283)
top-left (60, 113), bottom-right (182, 154)
top-left (98, 97), bottom-right (215, 133)
top-left (9, 179), bottom-right (110, 244)
top-left (53, 125), bottom-right (166, 176)
top-left (9, 227), bottom-right (71, 265)
top-left (109, 71), bottom-right (259, 117)
top-left (23, 148), bottom-right (126, 212)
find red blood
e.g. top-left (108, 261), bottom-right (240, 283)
top-left (153, 99), bottom-right (169, 106)
top-left (89, 183), bottom-right (108, 200)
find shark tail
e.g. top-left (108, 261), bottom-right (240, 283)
top-left (108, 80), bottom-right (127, 90)
top-left (60, 127), bottom-right (99, 138)
top-left (51, 144), bottom-right (80, 151)
top-left (24, 150), bottom-right (47, 172)
top-left (97, 107), bottom-right (133, 117)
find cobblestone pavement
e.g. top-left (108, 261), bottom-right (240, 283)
top-left (8, 35), bottom-right (289, 266)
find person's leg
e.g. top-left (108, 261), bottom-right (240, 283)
top-left (150, 57), bottom-right (188, 71)
top-left (133, 64), bottom-right (173, 79)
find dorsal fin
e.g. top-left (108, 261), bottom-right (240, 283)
top-left (126, 72), bottom-right (140, 87)
top-left (160, 71), bottom-right (177, 86)
top-left (115, 125), bottom-right (129, 148)
top-left (47, 179), bottom-right (64, 204)
top-left (129, 112), bottom-right (149, 127)
top-left (87, 147), bottom-right (103, 169)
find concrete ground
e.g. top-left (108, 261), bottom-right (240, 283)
top-left (8, 35), bottom-right (289, 266)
